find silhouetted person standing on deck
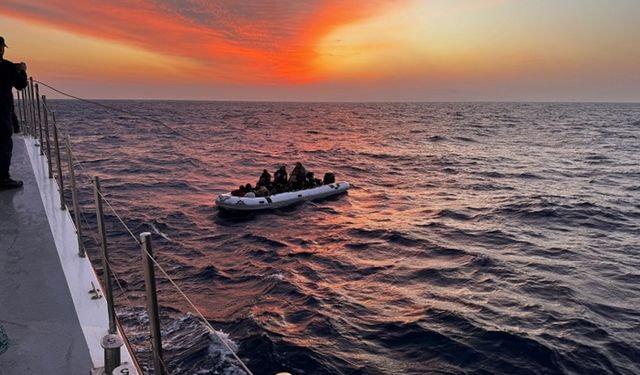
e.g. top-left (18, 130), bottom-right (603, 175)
top-left (0, 36), bottom-right (28, 190)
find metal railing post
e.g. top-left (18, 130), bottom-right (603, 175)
top-left (25, 89), bottom-right (31, 137)
top-left (14, 90), bottom-right (22, 136)
top-left (35, 83), bottom-right (44, 155)
top-left (140, 232), bottom-right (166, 375)
top-left (94, 176), bottom-right (117, 334)
top-left (42, 96), bottom-right (53, 178)
top-left (19, 90), bottom-right (27, 137)
top-left (27, 77), bottom-right (37, 144)
top-left (94, 176), bottom-right (124, 373)
top-left (31, 82), bottom-right (37, 138)
top-left (24, 85), bottom-right (30, 137)
top-left (65, 137), bottom-right (85, 257)
top-left (20, 90), bottom-right (28, 137)
top-left (52, 114), bottom-right (66, 210)
top-left (101, 333), bottom-right (123, 375)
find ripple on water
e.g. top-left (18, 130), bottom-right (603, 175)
top-left (55, 101), bottom-right (640, 375)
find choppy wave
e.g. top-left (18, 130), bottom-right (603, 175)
top-left (49, 101), bottom-right (640, 375)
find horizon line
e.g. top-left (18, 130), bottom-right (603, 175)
top-left (41, 98), bottom-right (640, 104)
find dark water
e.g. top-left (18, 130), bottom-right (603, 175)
top-left (47, 101), bottom-right (640, 375)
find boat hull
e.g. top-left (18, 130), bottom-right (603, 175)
top-left (216, 182), bottom-right (349, 211)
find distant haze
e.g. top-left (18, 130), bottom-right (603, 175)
top-left (1, 0), bottom-right (639, 101)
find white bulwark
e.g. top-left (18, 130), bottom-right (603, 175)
top-left (0, 136), bottom-right (138, 374)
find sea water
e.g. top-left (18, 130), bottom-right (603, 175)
top-left (48, 101), bottom-right (640, 375)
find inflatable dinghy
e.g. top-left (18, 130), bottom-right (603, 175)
top-left (216, 182), bottom-right (349, 211)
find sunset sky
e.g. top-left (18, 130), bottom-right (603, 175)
top-left (1, 0), bottom-right (639, 101)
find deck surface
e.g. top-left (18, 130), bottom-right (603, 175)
top-left (0, 136), bottom-right (93, 375)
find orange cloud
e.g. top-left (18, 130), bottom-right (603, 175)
top-left (0, 0), bottom-right (404, 83)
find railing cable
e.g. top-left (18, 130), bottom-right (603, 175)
top-left (66, 148), bottom-right (141, 245)
top-left (53, 109), bottom-right (254, 375)
top-left (77, 210), bottom-right (176, 375)
top-left (35, 79), bottom-right (198, 142)
top-left (141, 244), bottom-right (254, 375)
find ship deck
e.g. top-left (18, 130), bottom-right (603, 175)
top-left (0, 136), bottom-right (135, 374)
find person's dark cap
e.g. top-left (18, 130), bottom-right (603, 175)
top-left (0, 37), bottom-right (7, 48)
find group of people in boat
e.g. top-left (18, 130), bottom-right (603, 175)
top-left (231, 162), bottom-right (336, 197)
